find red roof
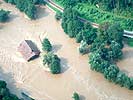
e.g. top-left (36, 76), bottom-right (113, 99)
top-left (18, 40), bottom-right (40, 61)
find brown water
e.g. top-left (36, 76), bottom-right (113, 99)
top-left (0, 1), bottom-right (133, 100)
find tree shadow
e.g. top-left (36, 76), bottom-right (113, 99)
top-left (7, 14), bottom-right (19, 22)
top-left (80, 95), bottom-right (86, 100)
top-left (36, 6), bottom-right (50, 19)
top-left (52, 44), bottom-right (62, 53)
top-left (0, 24), bottom-right (4, 29)
top-left (122, 49), bottom-right (133, 60)
top-left (60, 57), bottom-right (69, 73)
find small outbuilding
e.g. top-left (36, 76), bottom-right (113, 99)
top-left (18, 40), bottom-right (40, 61)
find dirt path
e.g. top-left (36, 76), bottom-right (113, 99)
top-left (0, 1), bottom-right (133, 100)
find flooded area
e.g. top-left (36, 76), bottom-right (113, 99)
top-left (0, 1), bottom-right (133, 100)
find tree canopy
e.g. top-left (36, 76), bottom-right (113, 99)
top-left (0, 9), bottom-right (10, 22)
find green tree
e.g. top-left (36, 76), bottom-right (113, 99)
top-left (72, 92), bottom-right (80, 100)
top-left (43, 53), bottom-right (61, 74)
top-left (79, 41), bottom-right (89, 55)
top-left (89, 50), bottom-right (109, 73)
top-left (76, 32), bottom-right (83, 43)
top-left (107, 23), bottom-right (124, 48)
top-left (0, 9), bottom-right (10, 22)
top-left (109, 41), bottom-right (123, 60)
top-left (42, 38), bottom-right (52, 52)
top-left (104, 64), bottom-right (119, 82)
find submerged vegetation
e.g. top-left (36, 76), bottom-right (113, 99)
top-left (0, 9), bottom-right (10, 22)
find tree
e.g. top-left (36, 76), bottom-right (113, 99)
top-left (103, 64), bottom-right (119, 82)
top-left (0, 9), bottom-right (10, 22)
top-left (72, 92), bottom-right (80, 100)
top-left (81, 22), bottom-right (97, 45)
top-left (43, 53), bottom-right (61, 74)
top-left (50, 56), bottom-right (61, 74)
top-left (107, 23), bottom-right (124, 48)
top-left (42, 38), bottom-right (52, 52)
top-left (25, 2), bottom-right (37, 19)
top-left (109, 41), bottom-right (123, 60)
top-left (79, 41), bottom-right (89, 55)
top-left (89, 50), bottom-right (109, 73)
top-left (76, 32), bottom-right (83, 43)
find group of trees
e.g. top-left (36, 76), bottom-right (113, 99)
top-left (61, 3), bottom-right (133, 89)
top-left (42, 38), bottom-right (61, 74)
top-left (4, 0), bottom-right (46, 19)
top-left (89, 23), bottom-right (133, 90)
top-left (0, 9), bottom-right (10, 22)
top-left (62, 7), bottom-right (97, 43)
top-left (0, 80), bottom-right (21, 100)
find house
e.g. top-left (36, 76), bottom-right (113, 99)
top-left (18, 40), bottom-right (40, 61)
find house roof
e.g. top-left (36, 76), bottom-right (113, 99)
top-left (18, 40), bottom-right (40, 61)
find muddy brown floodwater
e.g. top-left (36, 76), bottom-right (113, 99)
top-left (0, 1), bottom-right (133, 100)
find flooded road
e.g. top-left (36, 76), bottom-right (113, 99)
top-left (0, 1), bottom-right (133, 100)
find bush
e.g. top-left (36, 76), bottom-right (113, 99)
top-left (0, 9), bottom-right (10, 22)
top-left (42, 38), bottom-right (52, 52)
